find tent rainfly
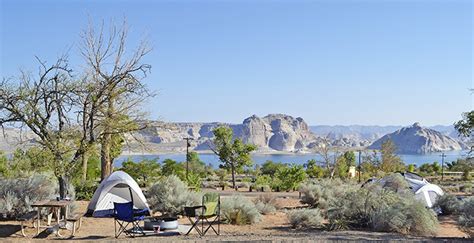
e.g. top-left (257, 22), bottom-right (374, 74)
top-left (87, 171), bottom-right (150, 217)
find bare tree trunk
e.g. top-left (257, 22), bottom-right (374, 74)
top-left (231, 163), bottom-right (236, 191)
top-left (101, 134), bottom-right (111, 181)
top-left (82, 151), bottom-right (89, 181)
top-left (101, 95), bottom-right (114, 181)
top-left (58, 176), bottom-right (68, 199)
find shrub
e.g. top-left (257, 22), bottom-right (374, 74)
top-left (186, 172), bottom-right (202, 191)
top-left (327, 183), bottom-right (439, 236)
top-left (148, 175), bottom-right (200, 216)
top-left (254, 193), bottom-right (277, 215)
top-left (0, 174), bottom-right (56, 218)
top-left (74, 181), bottom-right (98, 200)
top-left (327, 185), bottom-right (396, 230)
top-left (460, 183), bottom-right (473, 193)
top-left (287, 208), bottom-right (324, 229)
top-left (299, 179), bottom-right (357, 213)
top-left (458, 197), bottom-right (474, 237)
top-left (380, 173), bottom-right (411, 193)
top-left (372, 196), bottom-right (439, 236)
top-left (433, 194), bottom-right (461, 215)
top-left (221, 195), bottom-right (261, 225)
top-left (275, 164), bottom-right (307, 191)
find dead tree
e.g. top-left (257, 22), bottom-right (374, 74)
top-left (79, 20), bottom-right (154, 180)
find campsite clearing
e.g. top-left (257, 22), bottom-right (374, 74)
top-left (0, 194), bottom-right (469, 241)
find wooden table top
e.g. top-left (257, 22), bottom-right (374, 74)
top-left (31, 200), bottom-right (73, 207)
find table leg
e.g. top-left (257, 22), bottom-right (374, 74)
top-left (56, 207), bottom-right (60, 225)
top-left (36, 207), bottom-right (41, 236)
top-left (56, 207), bottom-right (62, 237)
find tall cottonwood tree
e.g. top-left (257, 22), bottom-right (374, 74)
top-left (79, 21), bottom-right (153, 180)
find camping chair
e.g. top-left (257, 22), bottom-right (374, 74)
top-left (113, 202), bottom-right (147, 238)
top-left (184, 192), bottom-right (220, 236)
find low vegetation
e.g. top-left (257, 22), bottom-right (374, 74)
top-left (0, 175), bottom-right (56, 218)
top-left (147, 175), bottom-right (201, 216)
top-left (297, 174), bottom-right (440, 237)
top-left (433, 194), bottom-right (461, 215)
top-left (457, 197), bottom-right (474, 237)
top-left (221, 195), bottom-right (262, 225)
top-left (254, 193), bottom-right (277, 215)
top-left (288, 208), bottom-right (324, 229)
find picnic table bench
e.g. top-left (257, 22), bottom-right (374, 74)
top-left (67, 213), bottom-right (84, 236)
top-left (17, 210), bottom-right (38, 237)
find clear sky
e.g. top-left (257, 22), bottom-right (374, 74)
top-left (1, 0), bottom-right (472, 126)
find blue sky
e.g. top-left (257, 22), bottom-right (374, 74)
top-left (1, 0), bottom-right (472, 126)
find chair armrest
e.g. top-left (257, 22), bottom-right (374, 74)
top-left (184, 206), bottom-right (204, 217)
top-left (134, 208), bottom-right (150, 216)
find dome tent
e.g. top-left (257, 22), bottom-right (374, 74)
top-left (366, 172), bottom-right (444, 208)
top-left (87, 171), bottom-right (150, 217)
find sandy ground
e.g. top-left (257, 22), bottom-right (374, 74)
top-left (0, 192), bottom-right (471, 242)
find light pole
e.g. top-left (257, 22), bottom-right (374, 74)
top-left (184, 137), bottom-right (194, 180)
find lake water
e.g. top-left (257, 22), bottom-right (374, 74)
top-left (115, 150), bottom-right (469, 168)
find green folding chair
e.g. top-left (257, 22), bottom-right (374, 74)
top-left (184, 192), bottom-right (220, 236)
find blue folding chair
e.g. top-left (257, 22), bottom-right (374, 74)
top-left (113, 202), bottom-right (147, 238)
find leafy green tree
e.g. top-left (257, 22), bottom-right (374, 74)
top-left (186, 151), bottom-right (207, 177)
top-left (261, 160), bottom-right (287, 177)
top-left (380, 140), bottom-right (404, 173)
top-left (432, 162), bottom-right (441, 174)
top-left (304, 159), bottom-right (325, 178)
top-left (120, 158), bottom-right (160, 186)
top-left (275, 164), bottom-right (307, 191)
top-left (419, 163), bottom-right (434, 175)
top-left (161, 159), bottom-right (185, 181)
top-left (334, 155), bottom-right (349, 178)
top-left (343, 151), bottom-right (356, 167)
top-left (455, 111), bottom-right (474, 138)
top-left (211, 126), bottom-right (257, 190)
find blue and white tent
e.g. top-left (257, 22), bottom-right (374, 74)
top-left (86, 171), bottom-right (150, 217)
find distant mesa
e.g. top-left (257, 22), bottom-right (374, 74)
top-left (1, 115), bottom-right (467, 155)
top-left (132, 114), bottom-right (320, 153)
top-left (368, 122), bottom-right (467, 154)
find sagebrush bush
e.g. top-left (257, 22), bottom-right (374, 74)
top-left (148, 175), bottom-right (201, 216)
top-left (458, 197), bottom-right (474, 237)
top-left (254, 193), bottom-right (277, 215)
top-left (299, 179), bottom-right (357, 213)
top-left (372, 196), bottom-right (439, 236)
top-left (433, 194), bottom-right (461, 215)
top-left (0, 174), bottom-right (56, 218)
top-left (328, 183), bottom-right (439, 236)
top-left (287, 208), bottom-right (323, 229)
top-left (380, 173), bottom-right (411, 193)
top-left (327, 185), bottom-right (395, 230)
top-left (221, 195), bottom-right (261, 225)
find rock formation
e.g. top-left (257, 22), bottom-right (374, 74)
top-left (368, 123), bottom-right (467, 154)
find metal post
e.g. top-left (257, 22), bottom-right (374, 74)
top-left (358, 150), bottom-right (362, 183)
top-left (440, 153), bottom-right (446, 181)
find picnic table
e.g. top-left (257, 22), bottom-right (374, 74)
top-left (31, 200), bottom-right (73, 237)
